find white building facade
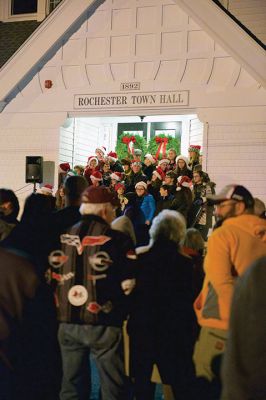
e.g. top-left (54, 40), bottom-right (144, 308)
top-left (0, 0), bottom-right (265, 201)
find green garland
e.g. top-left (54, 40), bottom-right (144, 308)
top-left (147, 134), bottom-right (180, 159)
top-left (116, 133), bottom-right (147, 160)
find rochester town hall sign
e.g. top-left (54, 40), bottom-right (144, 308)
top-left (74, 89), bottom-right (189, 110)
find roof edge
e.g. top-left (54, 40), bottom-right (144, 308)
top-left (0, 0), bottom-right (104, 106)
top-left (174, 0), bottom-right (266, 88)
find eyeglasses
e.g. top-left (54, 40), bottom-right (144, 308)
top-left (136, 188), bottom-right (145, 191)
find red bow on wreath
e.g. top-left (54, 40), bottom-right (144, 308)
top-left (122, 136), bottom-right (136, 155)
top-left (155, 137), bottom-right (168, 159)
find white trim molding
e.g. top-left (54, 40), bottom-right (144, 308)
top-left (0, 0), bottom-right (46, 22)
top-left (174, 0), bottom-right (266, 88)
top-left (0, 0), bottom-right (104, 105)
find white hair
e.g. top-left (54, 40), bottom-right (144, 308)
top-left (79, 202), bottom-right (111, 215)
top-left (149, 210), bottom-right (186, 245)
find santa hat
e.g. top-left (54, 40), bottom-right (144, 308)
top-left (144, 153), bottom-right (156, 164)
top-left (87, 156), bottom-right (98, 166)
top-left (59, 162), bottom-right (71, 173)
top-left (135, 181), bottom-right (147, 190)
top-left (90, 171), bottom-right (103, 181)
top-left (37, 184), bottom-right (53, 195)
top-left (153, 167), bottom-right (165, 181)
top-left (110, 172), bottom-right (123, 181)
top-left (175, 155), bottom-right (189, 166)
top-left (188, 145), bottom-right (201, 153)
top-left (95, 146), bottom-right (106, 156)
top-left (108, 151), bottom-right (118, 160)
top-left (158, 158), bottom-right (170, 166)
top-left (177, 175), bottom-right (192, 188)
top-left (115, 183), bottom-right (125, 192)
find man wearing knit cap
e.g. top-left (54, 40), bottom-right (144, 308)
top-left (52, 186), bottom-right (138, 400)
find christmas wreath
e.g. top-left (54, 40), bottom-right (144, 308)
top-left (116, 133), bottom-right (147, 160)
top-left (147, 134), bottom-right (180, 159)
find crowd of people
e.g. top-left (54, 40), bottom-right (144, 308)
top-left (0, 144), bottom-right (266, 400)
top-left (55, 145), bottom-right (215, 244)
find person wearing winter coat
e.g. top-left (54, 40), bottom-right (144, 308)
top-left (154, 184), bottom-right (175, 216)
top-left (134, 181), bottom-right (156, 246)
top-left (128, 210), bottom-right (196, 400)
top-left (221, 256), bottom-right (266, 400)
top-left (190, 170), bottom-right (215, 240)
top-left (193, 185), bottom-right (266, 391)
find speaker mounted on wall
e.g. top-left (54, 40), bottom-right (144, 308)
top-left (25, 156), bottom-right (43, 183)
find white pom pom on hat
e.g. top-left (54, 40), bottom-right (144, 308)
top-left (110, 172), bottom-right (123, 181)
top-left (144, 153), bottom-right (156, 164)
top-left (175, 155), bottom-right (189, 166)
top-left (158, 158), bottom-right (170, 166)
top-left (135, 181), bottom-right (147, 190)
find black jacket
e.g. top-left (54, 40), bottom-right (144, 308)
top-left (52, 214), bottom-right (137, 327)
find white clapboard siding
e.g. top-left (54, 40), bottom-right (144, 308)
top-left (59, 118), bottom-right (107, 168)
top-left (189, 117), bottom-right (204, 149)
top-left (207, 122), bottom-right (266, 202)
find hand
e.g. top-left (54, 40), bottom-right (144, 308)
top-left (121, 279), bottom-right (136, 295)
top-left (145, 220), bottom-right (150, 226)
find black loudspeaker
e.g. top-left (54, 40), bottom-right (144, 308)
top-left (25, 156), bottom-right (43, 183)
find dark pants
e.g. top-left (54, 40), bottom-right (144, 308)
top-left (58, 323), bottom-right (127, 400)
top-left (129, 331), bottom-right (196, 400)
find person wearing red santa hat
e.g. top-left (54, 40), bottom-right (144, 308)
top-left (59, 163), bottom-right (71, 174)
top-left (37, 184), bottom-right (54, 196)
top-left (149, 167), bottom-right (165, 201)
top-left (107, 152), bottom-right (124, 173)
top-left (171, 175), bottom-right (193, 221)
top-left (58, 162), bottom-right (71, 186)
top-left (143, 154), bottom-right (156, 182)
top-left (90, 171), bottom-right (103, 187)
top-left (84, 156), bottom-right (99, 185)
top-left (109, 172), bottom-right (124, 192)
